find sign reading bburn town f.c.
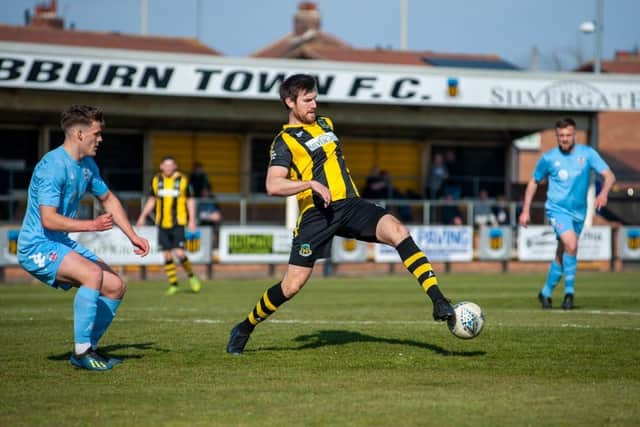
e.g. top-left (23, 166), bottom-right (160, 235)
top-left (1, 44), bottom-right (639, 111)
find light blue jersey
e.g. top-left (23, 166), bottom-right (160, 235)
top-left (17, 146), bottom-right (109, 287)
top-left (533, 144), bottom-right (609, 222)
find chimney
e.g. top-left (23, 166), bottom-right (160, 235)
top-left (29, 0), bottom-right (64, 30)
top-left (294, 2), bottom-right (320, 36)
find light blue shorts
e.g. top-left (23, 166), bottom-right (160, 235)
top-left (547, 211), bottom-right (584, 240)
top-left (18, 240), bottom-right (99, 290)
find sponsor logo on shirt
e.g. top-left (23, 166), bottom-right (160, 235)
top-left (158, 188), bottom-right (180, 197)
top-left (304, 132), bottom-right (338, 152)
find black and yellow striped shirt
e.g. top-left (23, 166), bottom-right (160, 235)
top-left (149, 171), bottom-right (193, 228)
top-left (269, 116), bottom-right (359, 214)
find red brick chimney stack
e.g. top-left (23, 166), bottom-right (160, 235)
top-left (294, 2), bottom-right (321, 36)
top-left (30, 0), bottom-right (64, 30)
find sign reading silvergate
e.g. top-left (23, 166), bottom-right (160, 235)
top-left (1, 47), bottom-right (639, 111)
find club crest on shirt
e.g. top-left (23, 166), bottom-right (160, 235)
top-left (577, 156), bottom-right (585, 165)
top-left (83, 168), bottom-right (90, 181)
top-left (299, 243), bottom-right (312, 257)
top-left (48, 251), bottom-right (58, 262)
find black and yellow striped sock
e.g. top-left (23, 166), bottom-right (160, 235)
top-left (164, 260), bottom-right (178, 286)
top-left (396, 236), bottom-right (446, 303)
top-left (179, 256), bottom-right (194, 277)
top-left (238, 282), bottom-right (289, 332)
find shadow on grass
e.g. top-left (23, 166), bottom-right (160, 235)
top-left (258, 329), bottom-right (485, 357)
top-left (47, 342), bottom-right (170, 362)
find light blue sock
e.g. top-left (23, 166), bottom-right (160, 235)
top-left (562, 253), bottom-right (577, 295)
top-left (91, 296), bottom-right (122, 348)
top-left (73, 287), bottom-right (100, 347)
top-left (541, 260), bottom-right (563, 298)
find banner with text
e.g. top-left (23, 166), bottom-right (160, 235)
top-left (517, 226), bottom-right (612, 261)
top-left (218, 226), bottom-right (292, 263)
top-left (0, 226), bottom-right (212, 266)
top-left (374, 226), bottom-right (473, 262)
top-left (1, 45), bottom-right (639, 111)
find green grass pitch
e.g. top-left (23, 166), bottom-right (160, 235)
top-left (1, 271), bottom-right (639, 426)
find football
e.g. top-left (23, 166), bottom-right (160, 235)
top-left (447, 301), bottom-right (485, 339)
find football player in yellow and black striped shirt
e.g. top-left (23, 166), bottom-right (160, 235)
top-left (136, 156), bottom-right (201, 295)
top-left (226, 74), bottom-right (455, 354)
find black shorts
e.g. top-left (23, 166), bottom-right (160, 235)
top-left (289, 198), bottom-right (389, 267)
top-left (158, 226), bottom-right (186, 251)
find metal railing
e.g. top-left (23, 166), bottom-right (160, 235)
top-left (0, 192), bottom-right (546, 227)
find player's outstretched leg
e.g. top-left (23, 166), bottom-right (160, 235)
top-left (396, 236), bottom-right (454, 321)
top-left (226, 282), bottom-right (290, 355)
top-left (539, 260), bottom-right (562, 308)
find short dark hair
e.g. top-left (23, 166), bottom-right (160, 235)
top-left (60, 105), bottom-right (104, 134)
top-left (279, 74), bottom-right (317, 108)
top-left (555, 117), bottom-right (576, 129)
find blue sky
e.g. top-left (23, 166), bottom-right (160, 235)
top-left (1, 0), bottom-right (638, 70)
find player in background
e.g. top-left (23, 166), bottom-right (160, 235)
top-left (17, 105), bottom-right (150, 371)
top-left (136, 156), bottom-right (202, 295)
top-left (226, 74), bottom-right (455, 355)
top-left (519, 118), bottom-right (615, 310)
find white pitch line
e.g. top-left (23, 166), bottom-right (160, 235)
top-left (497, 309), bottom-right (640, 316)
top-left (4, 316), bottom-right (640, 331)
top-left (137, 318), bottom-right (640, 331)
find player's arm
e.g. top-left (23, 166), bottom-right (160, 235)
top-left (136, 196), bottom-right (156, 227)
top-left (520, 155), bottom-right (549, 227)
top-left (594, 169), bottom-right (616, 210)
top-left (40, 205), bottom-right (113, 232)
top-left (518, 178), bottom-right (541, 227)
top-left (100, 191), bottom-right (150, 256)
top-left (265, 165), bottom-right (331, 208)
top-left (187, 196), bottom-right (197, 232)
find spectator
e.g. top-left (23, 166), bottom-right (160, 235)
top-left (442, 193), bottom-right (463, 225)
top-left (473, 188), bottom-right (498, 227)
top-left (443, 149), bottom-right (462, 198)
top-left (197, 187), bottom-right (223, 249)
top-left (189, 162), bottom-right (211, 198)
top-left (492, 195), bottom-right (510, 225)
top-left (427, 153), bottom-right (448, 199)
top-left (197, 188), bottom-right (223, 227)
top-left (362, 166), bottom-right (390, 199)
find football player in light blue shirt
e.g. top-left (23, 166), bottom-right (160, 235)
top-left (17, 105), bottom-right (149, 371)
top-left (519, 118), bottom-right (615, 310)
